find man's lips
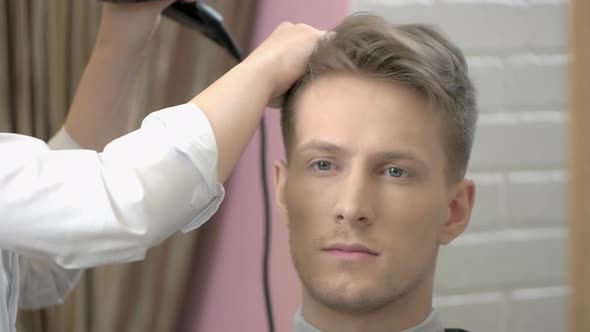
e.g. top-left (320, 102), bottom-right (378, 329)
top-left (322, 243), bottom-right (379, 259)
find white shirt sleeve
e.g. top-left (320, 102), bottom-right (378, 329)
top-left (1, 103), bottom-right (224, 269)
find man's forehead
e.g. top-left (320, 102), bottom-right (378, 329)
top-left (293, 78), bottom-right (435, 133)
top-left (287, 73), bottom-right (446, 167)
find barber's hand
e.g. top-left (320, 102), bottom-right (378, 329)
top-left (244, 22), bottom-right (326, 108)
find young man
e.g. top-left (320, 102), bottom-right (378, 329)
top-left (274, 14), bottom-right (477, 332)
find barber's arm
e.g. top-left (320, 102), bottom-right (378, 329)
top-left (17, 1), bottom-right (175, 308)
top-left (64, 0), bottom-right (176, 151)
top-left (0, 17), bottom-right (323, 268)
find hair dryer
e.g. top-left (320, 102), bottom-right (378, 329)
top-left (98, 0), bottom-right (243, 61)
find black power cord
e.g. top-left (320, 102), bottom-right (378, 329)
top-left (234, 56), bottom-right (276, 332)
top-left (209, 46), bottom-right (276, 332)
top-left (258, 114), bottom-right (275, 332)
top-left (230, 52), bottom-right (275, 332)
top-left (229, 47), bottom-right (275, 332)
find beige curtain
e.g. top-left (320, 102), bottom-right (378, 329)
top-left (0, 0), bottom-right (257, 331)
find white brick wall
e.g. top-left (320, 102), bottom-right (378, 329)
top-left (351, 1), bottom-right (569, 331)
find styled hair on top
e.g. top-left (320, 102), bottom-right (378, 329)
top-left (281, 14), bottom-right (477, 181)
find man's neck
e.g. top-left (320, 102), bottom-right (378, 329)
top-left (300, 281), bottom-right (434, 332)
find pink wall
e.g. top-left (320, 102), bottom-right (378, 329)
top-left (178, 1), bottom-right (348, 331)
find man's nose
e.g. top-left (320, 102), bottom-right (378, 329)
top-left (333, 170), bottom-right (375, 226)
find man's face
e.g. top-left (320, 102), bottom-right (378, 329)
top-left (274, 73), bottom-right (474, 312)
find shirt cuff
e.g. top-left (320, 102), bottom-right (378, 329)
top-left (182, 183), bottom-right (225, 232)
top-left (145, 102), bottom-right (225, 230)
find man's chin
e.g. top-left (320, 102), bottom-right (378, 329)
top-left (305, 278), bottom-right (395, 313)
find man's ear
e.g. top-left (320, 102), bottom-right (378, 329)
top-left (273, 159), bottom-right (289, 224)
top-left (438, 179), bottom-right (475, 245)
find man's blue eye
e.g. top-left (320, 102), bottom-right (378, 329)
top-left (315, 161), bottom-right (332, 171)
top-left (387, 167), bottom-right (405, 178)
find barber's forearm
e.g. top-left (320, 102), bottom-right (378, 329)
top-left (191, 57), bottom-right (273, 183)
top-left (64, 6), bottom-right (161, 151)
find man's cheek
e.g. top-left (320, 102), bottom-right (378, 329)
top-left (287, 186), bottom-right (318, 220)
top-left (286, 200), bottom-right (313, 236)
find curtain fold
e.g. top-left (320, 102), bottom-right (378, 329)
top-left (0, 0), bottom-right (258, 331)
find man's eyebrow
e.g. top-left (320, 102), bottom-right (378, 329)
top-left (296, 140), bottom-right (345, 154)
top-left (296, 140), bottom-right (427, 166)
top-left (371, 151), bottom-right (428, 169)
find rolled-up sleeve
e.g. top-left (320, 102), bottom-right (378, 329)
top-left (0, 103), bottom-right (224, 269)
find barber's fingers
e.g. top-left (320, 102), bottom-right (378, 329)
top-left (247, 21), bottom-right (326, 109)
top-left (264, 23), bottom-right (333, 109)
